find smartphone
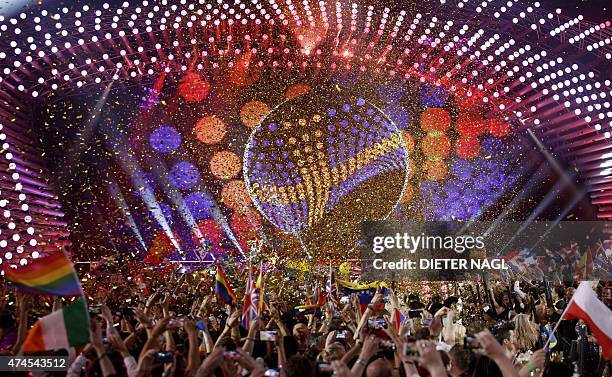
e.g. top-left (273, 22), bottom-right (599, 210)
top-left (317, 363), bottom-right (334, 372)
top-left (408, 309), bottom-right (422, 318)
top-left (223, 351), bottom-right (241, 360)
top-left (89, 305), bottom-right (101, 315)
top-left (264, 370), bottom-right (280, 377)
top-left (379, 340), bottom-right (396, 350)
top-left (155, 351), bottom-right (174, 363)
top-left (307, 333), bottom-right (320, 346)
top-left (423, 318), bottom-right (432, 326)
top-left (367, 318), bottom-right (386, 329)
top-left (259, 330), bottom-right (277, 342)
top-left (336, 330), bottom-right (346, 339)
top-left (463, 336), bottom-right (480, 349)
top-left (404, 344), bottom-right (418, 356)
top-left (169, 318), bottom-right (184, 328)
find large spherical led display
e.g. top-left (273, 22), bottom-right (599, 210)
top-left (244, 93), bottom-right (410, 255)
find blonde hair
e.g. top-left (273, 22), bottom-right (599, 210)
top-left (512, 314), bottom-right (539, 351)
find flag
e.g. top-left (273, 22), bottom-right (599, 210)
top-left (393, 308), bottom-right (405, 335)
top-left (255, 263), bottom-right (267, 314)
top-left (577, 247), bottom-right (593, 278)
top-left (337, 280), bottom-right (388, 313)
top-left (241, 267), bottom-right (259, 330)
top-left (215, 265), bottom-right (237, 305)
top-left (542, 323), bottom-right (557, 351)
top-left (326, 264), bottom-right (338, 307)
top-left (23, 297), bottom-right (90, 353)
top-left (562, 282), bottom-right (612, 360)
top-left (4, 252), bottom-right (83, 296)
top-left (294, 290), bottom-right (327, 315)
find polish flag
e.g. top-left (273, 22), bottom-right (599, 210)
top-left (563, 282), bottom-right (612, 359)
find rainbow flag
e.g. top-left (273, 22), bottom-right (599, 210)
top-left (215, 265), bottom-right (237, 305)
top-left (4, 252), bottom-right (83, 296)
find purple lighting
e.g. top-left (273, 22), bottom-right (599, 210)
top-left (150, 126), bottom-right (181, 154)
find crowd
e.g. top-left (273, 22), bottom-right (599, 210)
top-left (0, 266), bottom-right (610, 377)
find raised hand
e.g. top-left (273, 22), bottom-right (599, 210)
top-left (225, 310), bottom-right (241, 329)
top-left (183, 319), bottom-right (197, 335)
top-left (133, 308), bottom-right (153, 329)
top-left (101, 304), bottom-right (113, 323)
top-left (331, 360), bottom-right (352, 377)
top-left (196, 346), bottom-right (225, 377)
top-left (416, 340), bottom-right (446, 377)
top-left (528, 349), bottom-right (546, 371)
top-left (474, 329), bottom-right (508, 361)
top-left (360, 334), bottom-right (380, 361)
top-left (150, 317), bottom-right (171, 338)
top-left (136, 349), bottom-right (158, 377)
top-left (107, 333), bottom-right (129, 357)
top-left (89, 320), bottom-right (105, 348)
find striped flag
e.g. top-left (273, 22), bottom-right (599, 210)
top-left (23, 297), bottom-right (90, 352)
top-left (393, 308), bottom-right (405, 335)
top-left (255, 263), bottom-right (267, 314)
top-left (338, 280), bottom-right (388, 313)
top-left (562, 281), bottom-right (612, 359)
top-left (241, 267), bottom-right (259, 330)
top-left (215, 265), bottom-right (237, 305)
top-left (326, 264), bottom-right (338, 307)
top-left (542, 323), bottom-right (557, 351)
top-left (5, 252), bottom-right (83, 297)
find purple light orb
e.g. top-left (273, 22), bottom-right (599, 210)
top-left (170, 161), bottom-right (200, 190)
top-left (150, 126), bottom-right (181, 154)
top-left (184, 191), bottom-right (214, 220)
top-left (419, 84), bottom-right (448, 108)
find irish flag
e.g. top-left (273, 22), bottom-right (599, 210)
top-left (23, 297), bottom-right (90, 353)
top-left (563, 281), bottom-right (612, 360)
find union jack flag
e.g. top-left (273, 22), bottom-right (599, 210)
top-left (241, 267), bottom-right (259, 330)
top-left (326, 264), bottom-right (338, 307)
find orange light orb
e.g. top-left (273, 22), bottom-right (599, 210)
top-left (424, 159), bottom-right (448, 181)
top-left (221, 179), bottom-right (252, 210)
top-left (210, 150), bottom-right (242, 179)
top-left (285, 84), bottom-right (312, 99)
top-left (420, 108), bottom-right (451, 132)
top-left (178, 72), bottom-right (210, 102)
top-left (421, 134), bottom-right (451, 158)
top-left (240, 101), bottom-right (270, 128)
top-left (194, 116), bottom-right (227, 144)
